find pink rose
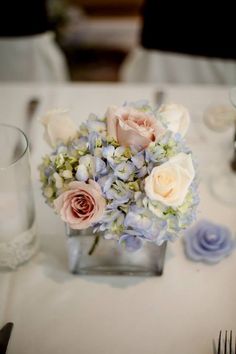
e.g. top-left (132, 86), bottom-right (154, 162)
top-left (106, 106), bottom-right (164, 151)
top-left (54, 180), bottom-right (106, 230)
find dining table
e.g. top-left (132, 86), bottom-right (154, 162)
top-left (0, 82), bottom-right (236, 354)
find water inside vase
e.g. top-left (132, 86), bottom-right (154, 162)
top-left (66, 226), bottom-right (167, 276)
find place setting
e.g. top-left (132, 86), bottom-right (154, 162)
top-left (0, 84), bottom-right (236, 354)
top-left (1, 0), bottom-right (236, 351)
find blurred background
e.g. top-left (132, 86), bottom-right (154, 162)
top-left (60, 0), bottom-right (142, 81)
top-left (1, 0), bottom-right (236, 85)
top-left (0, 0), bottom-right (142, 82)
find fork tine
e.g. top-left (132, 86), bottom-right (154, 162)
top-left (224, 331), bottom-right (227, 354)
top-left (218, 331), bottom-right (222, 354)
top-left (216, 330), bottom-right (236, 354)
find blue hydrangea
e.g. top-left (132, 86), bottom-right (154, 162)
top-left (119, 233), bottom-right (143, 252)
top-left (114, 161), bottom-right (135, 181)
top-left (39, 100), bottom-right (199, 252)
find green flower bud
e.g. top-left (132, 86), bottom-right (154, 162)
top-left (55, 154), bottom-right (65, 169)
top-left (44, 186), bottom-right (54, 198)
top-left (62, 170), bottom-right (73, 179)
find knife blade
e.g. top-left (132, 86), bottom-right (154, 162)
top-left (0, 322), bottom-right (14, 354)
top-left (231, 121), bottom-right (236, 172)
top-left (25, 97), bottom-right (40, 151)
top-left (154, 90), bottom-right (165, 109)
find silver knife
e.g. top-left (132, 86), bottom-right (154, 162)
top-left (0, 322), bottom-right (14, 353)
top-left (154, 90), bottom-right (165, 109)
top-left (13, 97), bottom-right (39, 158)
top-left (231, 121), bottom-right (236, 172)
top-left (25, 98), bottom-right (40, 151)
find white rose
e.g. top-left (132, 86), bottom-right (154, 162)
top-left (158, 103), bottom-right (190, 137)
top-left (145, 153), bottom-right (195, 208)
top-left (41, 109), bottom-right (78, 147)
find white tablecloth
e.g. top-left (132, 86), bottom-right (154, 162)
top-left (0, 83), bottom-right (236, 354)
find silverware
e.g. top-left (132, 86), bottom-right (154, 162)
top-left (13, 97), bottom-right (39, 158)
top-left (154, 90), bottom-right (165, 109)
top-left (231, 122), bottom-right (236, 172)
top-left (0, 322), bottom-right (14, 353)
top-left (24, 97), bottom-right (40, 151)
top-left (215, 330), bottom-right (236, 354)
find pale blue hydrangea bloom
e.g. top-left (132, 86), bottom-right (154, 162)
top-left (97, 173), bottom-right (114, 194)
top-left (75, 164), bottom-right (89, 181)
top-left (131, 153), bottom-right (148, 178)
top-left (124, 206), bottom-right (168, 245)
top-left (145, 143), bottom-right (166, 163)
top-left (88, 131), bottom-right (103, 155)
top-left (55, 144), bottom-right (68, 154)
top-left (125, 207), bottom-right (153, 231)
top-left (86, 113), bottom-right (106, 135)
top-left (75, 155), bottom-right (94, 181)
top-left (70, 137), bottom-right (88, 153)
top-left (102, 145), bottom-right (129, 166)
top-left (119, 233), bottom-right (143, 252)
top-left (131, 152), bottom-right (145, 169)
top-left (44, 165), bottom-right (55, 178)
top-left (106, 180), bottom-right (132, 206)
top-left (75, 155), bottom-right (107, 181)
top-left (114, 161), bottom-right (135, 181)
top-left (93, 208), bottom-right (125, 240)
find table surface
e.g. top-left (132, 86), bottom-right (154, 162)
top-left (0, 83), bottom-right (236, 354)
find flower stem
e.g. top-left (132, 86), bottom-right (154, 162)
top-left (88, 234), bottom-right (100, 255)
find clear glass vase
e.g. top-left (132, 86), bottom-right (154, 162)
top-left (66, 225), bottom-right (167, 276)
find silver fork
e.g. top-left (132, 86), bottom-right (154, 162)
top-left (216, 331), bottom-right (236, 354)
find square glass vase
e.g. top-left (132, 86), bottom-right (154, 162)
top-left (66, 225), bottom-right (167, 276)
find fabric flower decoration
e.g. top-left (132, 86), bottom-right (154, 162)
top-left (184, 219), bottom-right (235, 264)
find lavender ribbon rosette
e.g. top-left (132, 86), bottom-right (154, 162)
top-left (184, 219), bottom-right (235, 264)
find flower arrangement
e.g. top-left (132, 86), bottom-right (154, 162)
top-left (39, 101), bottom-right (199, 252)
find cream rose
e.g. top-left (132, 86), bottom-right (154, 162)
top-left (145, 153), bottom-right (195, 208)
top-left (158, 103), bottom-right (190, 137)
top-left (54, 180), bottom-right (106, 229)
top-left (106, 106), bottom-right (164, 151)
top-left (41, 109), bottom-right (78, 148)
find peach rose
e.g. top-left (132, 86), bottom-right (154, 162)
top-left (54, 180), bottom-right (106, 229)
top-left (106, 106), bottom-right (164, 151)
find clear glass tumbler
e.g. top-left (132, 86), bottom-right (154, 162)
top-left (0, 124), bottom-right (38, 270)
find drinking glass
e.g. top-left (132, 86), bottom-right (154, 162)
top-left (0, 124), bottom-right (38, 270)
